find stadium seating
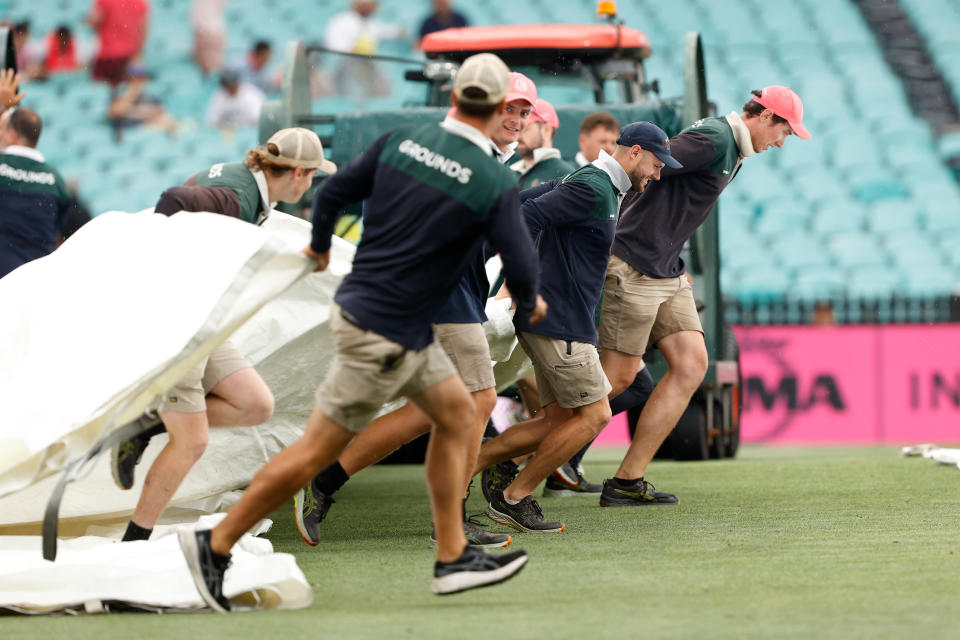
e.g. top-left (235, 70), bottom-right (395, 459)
top-left (5, 0), bottom-right (959, 308)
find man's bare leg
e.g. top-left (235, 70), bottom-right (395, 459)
top-left (614, 331), bottom-right (708, 479)
top-left (600, 350), bottom-right (647, 399)
top-left (408, 375), bottom-right (474, 562)
top-left (129, 411), bottom-right (208, 529)
top-left (503, 398), bottom-right (611, 501)
top-left (209, 405), bottom-right (356, 556)
top-left (462, 387), bottom-right (497, 493)
top-left (204, 368), bottom-right (274, 427)
top-left (473, 403), bottom-right (571, 476)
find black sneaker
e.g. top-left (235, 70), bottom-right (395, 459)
top-left (543, 462), bottom-right (603, 497)
top-left (599, 477), bottom-right (679, 507)
top-left (178, 529), bottom-right (231, 612)
top-left (293, 481), bottom-right (335, 546)
top-left (430, 520), bottom-right (512, 549)
top-left (110, 416), bottom-right (164, 490)
top-left (486, 491), bottom-right (565, 533)
top-left (480, 459), bottom-right (519, 502)
top-left (431, 545), bottom-right (529, 595)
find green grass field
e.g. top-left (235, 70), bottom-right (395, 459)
top-left (6, 446), bottom-right (960, 639)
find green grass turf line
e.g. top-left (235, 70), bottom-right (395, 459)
top-left (5, 446), bottom-right (960, 639)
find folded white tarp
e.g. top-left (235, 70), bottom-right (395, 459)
top-left (0, 515), bottom-right (313, 614)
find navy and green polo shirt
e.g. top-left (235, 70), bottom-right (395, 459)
top-left (613, 112), bottom-right (752, 279)
top-left (310, 118), bottom-right (540, 350)
top-left (511, 149), bottom-right (576, 190)
top-left (188, 162), bottom-right (271, 224)
top-left (514, 150), bottom-right (630, 345)
top-left (0, 147), bottom-right (71, 278)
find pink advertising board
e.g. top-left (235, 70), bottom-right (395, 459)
top-left (735, 325), bottom-right (960, 445)
top-left (497, 325), bottom-right (960, 447)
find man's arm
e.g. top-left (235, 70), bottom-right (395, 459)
top-left (485, 187), bottom-right (540, 314)
top-left (520, 178), bottom-right (597, 241)
top-left (309, 131), bottom-right (391, 255)
top-left (518, 177), bottom-right (560, 205)
top-left (658, 131), bottom-right (717, 178)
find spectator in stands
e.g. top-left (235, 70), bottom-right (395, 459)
top-left (237, 41), bottom-right (279, 94)
top-left (107, 62), bottom-right (177, 136)
top-left (575, 111), bottom-right (619, 166)
top-left (42, 26), bottom-right (90, 76)
top-left (511, 98), bottom-right (575, 189)
top-left (0, 69), bottom-right (25, 111)
top-left (417, 0), bottom-right (468, 46)
top-left (88, 0), bottom-right (149, 85)
top-left (205, 69), bottom-right (265, 129)
top-left (0, 107), bottom-right (71, 279)
top-left (191, 0), bottom-right (227, 75)
top-left (10, 21), bottom-right (43, 79)
top-left (324, 0), bottom-right (406, 100)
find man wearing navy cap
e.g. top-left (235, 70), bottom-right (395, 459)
top-left (474, 122), bottom-right (680, 532)
top-left (598, 86), bottom-right (810, 507)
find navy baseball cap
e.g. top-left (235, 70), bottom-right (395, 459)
top-left (616, 122), bottom-right (682, 169)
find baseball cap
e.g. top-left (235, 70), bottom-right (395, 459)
top-left (616, 121), bottom-right (682, 169)
top-left (260, 127), bottom-right (337, 174)
top-left (752, 85), bottom-right (811, 139)
top-left (453, 53), bottom-right (511, 107)
top-left (530, 98), bottom-right (559, 128)
top-left (505, 72), bottom-right (538, 109)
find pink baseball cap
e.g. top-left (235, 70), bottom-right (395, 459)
top-left (530, 98), bottom-right (559, 128)
top-left (505, 72), bottom-right (538, 109)
top-left (752, 85), bottom-right (811, 139)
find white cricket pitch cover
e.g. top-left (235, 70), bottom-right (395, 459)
top-left (0, 209), bottom-right (350, 613)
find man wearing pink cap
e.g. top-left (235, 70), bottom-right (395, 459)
top-left (489, 71), bottom-right (538, 163)
top-left (511, 98), bottom-right (576, 189)
top-left (597, 86), bottom-right (810, 507)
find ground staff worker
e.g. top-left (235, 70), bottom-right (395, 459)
top-left (177, 53), bottom-right (547, 610)
top-left (598, 86), bottom-right (811, 506)
top-left (112, 128), bottom-right (335, 544)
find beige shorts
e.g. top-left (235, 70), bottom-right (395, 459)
top-left (159, 341), bottom-right (250, 414)
top-left (516, 332), bottom-right (612, 409)
top-left (598, 255), bottom-right (703, 356)
top-left (315, 305), bottom-right (457, 432)
top-left (433, 322), bottom-right (495, 393)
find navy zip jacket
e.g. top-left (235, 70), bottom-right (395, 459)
top-left (513, 163), bottom-right (623, 345)
top-left (310, 122), bottom-right (540, 350)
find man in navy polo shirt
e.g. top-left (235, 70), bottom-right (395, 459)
top-left (178, 53), bottom-right (547, 609)
top-left (474, 122), bottom-right (681, 532)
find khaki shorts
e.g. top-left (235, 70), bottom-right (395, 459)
top-left (433, 322), bottom-right (495, 393)
top-left (159, 341), bottom-right (250, 414)
top-left (516, 332), bottom-right (612, 409)
top-left (315, 305), bottom-right (457, 432)
top-left (598, 255), bottom-right (703, 356)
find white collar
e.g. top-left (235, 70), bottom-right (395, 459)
top-left (574, 150), bottom-right (589, 167)
top-left (440, 117), bottom-right (493, 156)
top-left (492, 140), bottom-right (518, 164)
top-left (250, 167), bottom-right (276, 221)
top-left (591, 149), bottom-right (631, 196)
top-left (2, 145), bottom-right (44, 162)
top-left (726, 111), bottom-right (756, 159)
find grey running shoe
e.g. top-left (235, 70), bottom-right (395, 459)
top-left (110, 416), bottom-right (164, 490)
top-left (294, 482), bottom-right (335, 546)
top-left (430, 520), bottom-right (512, 549)
top-left (480, 459), bottom-right (519, 502)
top-left (178, 529), bottom-right (231, 612)
top-left (431, 545), bottom-right (528, 595)
top-left (599, 477), bottom-right (679, 507)
top-left (543, 462), bottom-right (603, 497)
top-left (486, 491), bottom-right (565, 533)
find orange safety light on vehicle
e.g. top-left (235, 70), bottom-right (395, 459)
top-left (597, 1), bottom-right (617, 17)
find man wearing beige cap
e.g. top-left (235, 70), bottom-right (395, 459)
top-left (111, 128), bottom-right (336, 545)
top-left (178, 53), bottom-right (546, 609)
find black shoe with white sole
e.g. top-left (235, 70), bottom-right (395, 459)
top-left (486, 490), bottom-right (565, 533)
top-left (431, 545), bottom-right (529, 595)
top-left (178, 529), bottom-right (232, 612)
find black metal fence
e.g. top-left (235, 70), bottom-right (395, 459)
top-left (724, 295), bottom-right (959, 325)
